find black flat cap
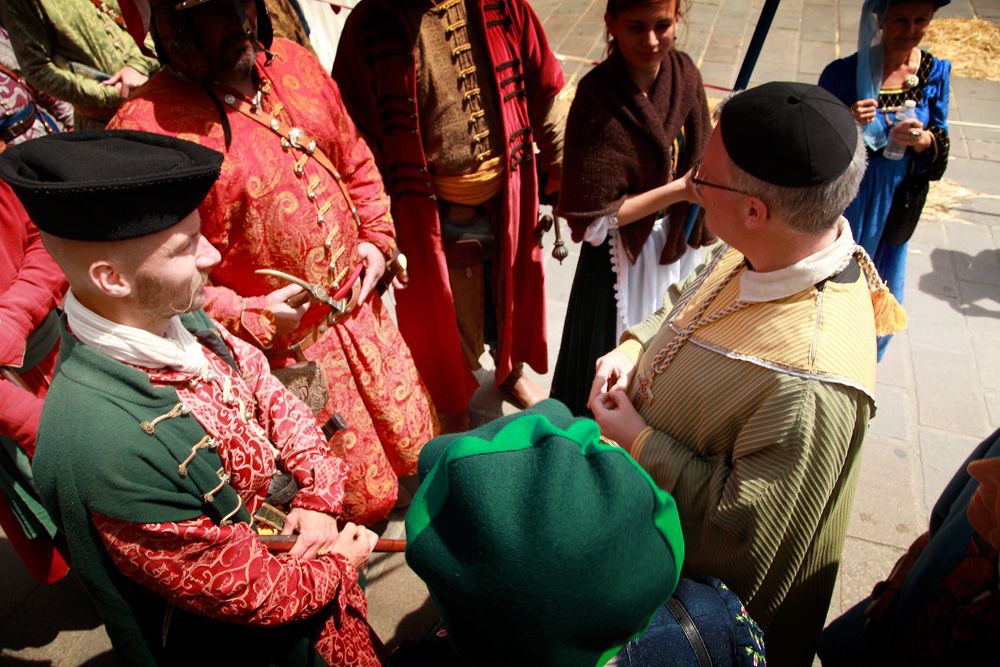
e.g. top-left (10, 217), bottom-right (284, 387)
top-left (0, 130), bottom-right (223, 241)
top-left (720, 82), bottom-right (858, 187)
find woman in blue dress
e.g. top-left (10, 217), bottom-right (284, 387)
top-left (819, 0), bottom-right (950, 359)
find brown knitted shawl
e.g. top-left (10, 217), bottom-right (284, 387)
top-left (558, 48), bottom-right (713, 264)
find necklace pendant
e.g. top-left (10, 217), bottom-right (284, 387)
top-left (632, 376), bottom-right (651, 407)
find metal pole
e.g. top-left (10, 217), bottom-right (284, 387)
top-left (733, 0), bottom-right (783, 92)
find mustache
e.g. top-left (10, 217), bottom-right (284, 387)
top-left (168, 271), bottom-right (210, 314)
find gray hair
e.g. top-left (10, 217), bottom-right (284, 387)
top-left (714, 93), bottom-right (868, 234)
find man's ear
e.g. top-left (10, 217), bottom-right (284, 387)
top-left (744, 195), bottom-right (769, 231)
top-left (89, 259), bottom-right (132, 299)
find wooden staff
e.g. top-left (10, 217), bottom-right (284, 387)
top-left (260, 534), bottom-right (406, 553)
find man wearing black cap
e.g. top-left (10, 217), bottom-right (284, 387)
top-left (588, 82), bottom-right (907, 666)
top-left (0, 130), bottom-right (380, 666)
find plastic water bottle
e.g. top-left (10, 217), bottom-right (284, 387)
top-left (883, 100), bottom-right (918, 161)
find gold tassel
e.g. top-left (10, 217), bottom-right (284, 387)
top-left (854, 245), bottom-right (908, 336)
top-left (871, 287), bottom-right (908, 336)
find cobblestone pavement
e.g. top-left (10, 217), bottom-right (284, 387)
top-left (3, 0), bottom-right (999, 663)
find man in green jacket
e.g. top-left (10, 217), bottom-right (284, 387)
top-left (0, 129), bottom-right (381, 666)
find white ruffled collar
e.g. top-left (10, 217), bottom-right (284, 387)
top-left (739, 218), bottom-right (856, 303)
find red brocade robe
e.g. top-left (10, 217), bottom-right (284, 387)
top-left (333, 0), bottom-right (564, 413)
top-left (93, 325), bottom-right (378, 665)
top-left (0, 181), bottom-right (69, 584)
top-left (111, 39), bottom-right (436, 524)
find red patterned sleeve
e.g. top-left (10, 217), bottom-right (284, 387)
top-left (203, 286), bottom-right (278, 351)
top-left (222, 328), bottom-right (348, 515)
top-left (93, 513), bottom-right (360, 625)
top-left (322, 74), bottom-right (396, 259)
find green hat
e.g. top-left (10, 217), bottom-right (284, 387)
top-left (406, 399), bottom-right (685, 667)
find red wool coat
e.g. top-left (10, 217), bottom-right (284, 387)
top-left (334, 0), bottom-right (564, 413)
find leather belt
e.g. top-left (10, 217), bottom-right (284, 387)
top-left (1, 104), bottom-right (38, 144)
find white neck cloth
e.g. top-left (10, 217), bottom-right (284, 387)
top-left (63, 290), bottom-right (208, 374)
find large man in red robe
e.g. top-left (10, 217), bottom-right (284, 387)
top-left (334, 0), bottom-right (565, 430)
top-left (111, 0), bottom-right (437, 524)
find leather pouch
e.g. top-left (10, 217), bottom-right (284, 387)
top-left (441, 215), bottom-right (495, 268)
top-left (270, 361), bottom-right (328, 416)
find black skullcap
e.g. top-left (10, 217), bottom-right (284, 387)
top-left (0, 130), bottom-right (223, 241)
top-left (890, 0), bottom-right (950, 7)
top-left (720, 82), bottom-right (857, 187)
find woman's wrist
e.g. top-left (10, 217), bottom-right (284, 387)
top-left (915, 129), bottom-right (933, 154)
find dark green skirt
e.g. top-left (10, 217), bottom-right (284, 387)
top-left (551, 239), bottom-right (618, 417)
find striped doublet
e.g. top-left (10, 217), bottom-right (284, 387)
top-left (632, 247), bottom-right (879, 408)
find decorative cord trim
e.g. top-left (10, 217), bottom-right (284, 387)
top-left (177, 436), bottom-right (217, 478)
top-left (140, 403), bottom-right (190, 436)
top-left (499, 74), bottom-right (523, 87)
top-left (495, 58), bottom-right (519, 72)
top-left (509, 126), bottom-right (531, 141)
top-left (633, 262), bottom-right (747, 406)
top-left (220, 496), bottom-right (244, 526)
top-left (203, 467), bottom-right (231, 504)
top-left (431, 0), bottom-right (461, 14)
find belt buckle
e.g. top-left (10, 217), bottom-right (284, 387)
top-left (287, 279), bottom-right (362, 360)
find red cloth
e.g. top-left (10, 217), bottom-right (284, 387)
top-left (94, 331), bottom-right (377, 665)
top-left (334, 0), bottom-right (564, 413)
top-left (0, 180), bottom-right (69, 584)
top-left (968, 458), bottom-right (1000, 551)
top-left (110, 39), bottom-right (436, 524)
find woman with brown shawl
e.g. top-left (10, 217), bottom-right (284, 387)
top-left (550, 0), bottom-right (713, 416)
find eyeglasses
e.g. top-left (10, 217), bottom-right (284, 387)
top-left (691, 160), bottom-right (753, 197)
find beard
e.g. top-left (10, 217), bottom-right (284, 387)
top-left (213, 32), bottom-right (258, 82)
top-left (133, 270), bottom-right (209, 320)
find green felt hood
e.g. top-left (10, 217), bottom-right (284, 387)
top-left (405, 399), bottom-right (684, 667)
